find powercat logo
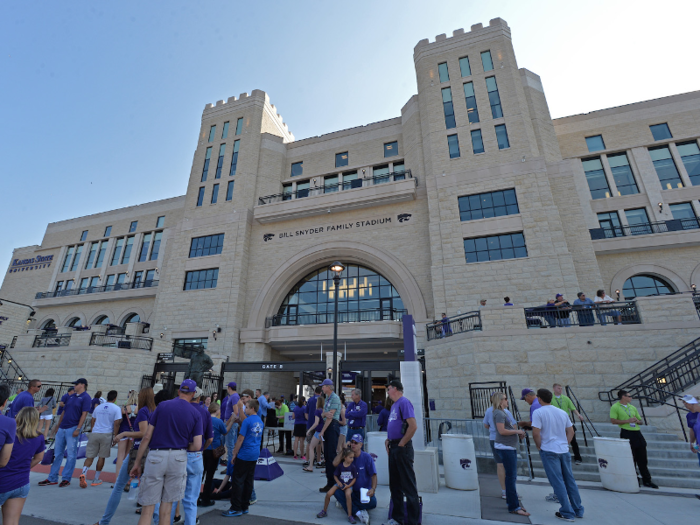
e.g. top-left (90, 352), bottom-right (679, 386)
top-left (460, 458), bottom-right (472, 469)
top-left (598, 458), bottom-right (608, 469)
top-left (263, 233), bottom-right (275, 242)
top-left (397, 213), bottom-right (412, 223)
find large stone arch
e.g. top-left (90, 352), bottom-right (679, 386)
top-left (246, 241), bottom-right (429, 329)
top-left (610, 263), bottom-right (689, 297)
top-left (62, 311), bottom-right (88, 327)
top-left (116, 307), bottom-right (149, 327)
top-left (36, 314), bottom-right (59, 329)
top-left (690, 262), bottom-right (700, 289)
top-left (89, 309), bottom-right (117, 326)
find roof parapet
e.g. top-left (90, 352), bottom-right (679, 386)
top-left (414, 17), bottom-right (510, 53)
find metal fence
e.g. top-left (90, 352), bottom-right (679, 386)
top-left (32, 334), bottom-right (71, 347)
top-left (90, 333), bottom-right (153, 351)
top-left (524, 301), bottom-right (640, 328)
top-left (266, 308), bottom-right (407, 327)
top-left (469, 381), bottom-right (506, 419)
top-left (35, 279), bottom-right (159, 300)
top-left (590, 217), bottom-right (700, 239)
top-left (426, 311), bottom-right (481, 341)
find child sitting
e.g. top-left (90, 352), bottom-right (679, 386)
top-left (317, 448), bottom-right (358, 523)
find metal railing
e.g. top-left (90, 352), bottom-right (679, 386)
top-left (468, 381), bottom-right (506, 419)
top-left (266, 308), bottom-right (407, 327)
top-left (590, 217), bottom-right (700, 240)
top-left (423, 417), bottom-right (492, 461)
top-left (35, 279), bottom-right (159, 300)
top-left (507, 386), bottom-right (535, 479)
top-left (564, 386), bottom-right (600, 447)
top-left (524, 301), bottom-right (640, 328)
top-left (598, 335), bottom-right (700, 406)
top-left (0, 347), bottom-right (28, 382)
top-left (426, 311), bottom-right (482, 340)
top-left (10, 336), bottom-right (17, 349)
top-left (32, 334), bottom-right (71, 347)
top-left (258, 170), bottom-right (413, 205)
top-left (90, 333), bottom-right (153, 351)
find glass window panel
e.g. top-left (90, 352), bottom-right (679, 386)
top-left (438, 62), bottom-right (449, 82)
top-left (585, 135), bottom-right (605, 153)
top-left (70, 245), bottom-right (82, 271)
top-left (335, 152), bottom-right (349, 168)
top-left (110, 238), bottom-right (124, 265)
top-left (183, 268), bottom-right (218, 290)
top-left (80, 230), bottom-right (88, 242)
top-left (61, 247), bottom-right (74, 272)
top-left (211, 183), bottom-right (219, 204)
top-left (489, 250), bottom-right (502, 261)
top-left (623, 274), bottom-right (675, 299)
top-left (650, 123), bottom-right (672, 141)
top-left (447, 134), bottom-right (460, 158)
top-left (208, 125), bottom-right (216, 142)
top-left (104, 226), bottom-right (112, 237)
top-left (138, 234), bottom-right (151, 262)
top-left (229, 140), bottom-right (240, 176)
top-left (649, 146), bottom-right (683, 189)
top-left (499, 235), bottom-right (513, 248)
top-left (95, 242), bottom-right (107, 268)
top-left (222, 121), bottom-right (229, 139)
top-left (121, 237), bottom-right (134, 265)
top-left (495, 124), bottom-right (510, 149)
top-left (442, 87), bottom-right (456, 129)
top-left (481, 50), bottom-right (493, 71)
top-left (471, 129), bottom-right (484, 154)
top-left (291, 161), bottom-right (303, 177)
top-left (607, 152), bottom-right (639, 195)
top-left (501, 247), bottom-right (514, 259)
top-left (201, 147), bottom-right (211, 181)
top-left (384, 141), bottom-right (398, 158)
top-left (235, 117), bottom-right (243, 135)
top-left (458, 189), bottom-right (518, 222)
top-left (196, 187), bottom-right (205, 206)
top-left (156, 216), bottom-right (164, 228)
top-left (459, 56), bottom-right (471, 77)
top-left (492, 192), bottom-right (505, 206)
top-left (150, 232), bottom-right (162, 260)
top-left (226, 180), bottom-right (234, 201)
top-left (463, 82), bottom-right (480, 124)
top-left (474, 237), bottom-right (488, 251)
top-left (677, 141), bottom-right (700, 185)
top-left (582, 157), bottom-right (611, 199)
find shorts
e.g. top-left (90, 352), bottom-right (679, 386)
top-left (293, 424), bottom-right (307, 438)
top-left (40, 414), bottom-right (53, 420)
top-left (127, 446), bottom-right (150, 473)
top-left (339, 425), bottom-right (348, 437)
top-left (489, 440), bottom-right (503, 464)
top-left (0, 483), bottom-right (30, 505)
top-left (137, 449), bottom-right (187, 507)
top-left (86, 432), bottom-right (113, 458)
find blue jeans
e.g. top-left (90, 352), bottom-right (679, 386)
top-left (99, 456), bottom-right (130, 525)
top-left (183, 452), bottom-right (203, 525)
top-left (499, 449), bottom-right (521, 513)
top-left (226, 423), bottom-right (238, 465)
top-left (539, 450), bottom-right (584, 519)
top-left (49, 426), bottom-right (78, 482)
top-left (334, 489), bottom-right (377, 516)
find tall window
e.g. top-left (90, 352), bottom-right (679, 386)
top-left (235, 117), bottom-right (244, 135)
top-left (470, 129), bottom-right (484, 154)
top-left (582, 157), bottom-right (611, 199)
top-left (202, 147), bottom-right (212, 182)
top-left (139, 233), bottom-right (152, 262)
top-left (184, 269), bottom-right (219, 290)
top-left (156, 216), bottom-right (165, 228)
top-left (85, 242), bottom-right (98, 269)
top-left (623, 274), bottom-right (674, 299)
top-left (441, 88), bottom-right (456, 129)
top-left (110, 238), bottom-right (124, 265)
top-left (104, 226), bottom-right (112, 237)
top-left (229, 140), bottom-right (240, 176)
top-left (129, 221), bottom-right (138, 233)
top-left (105, 275), bottom-right (115, 291)
top-left (650, 123), bottom-right (672, 141)
top-left (211, 183), bottom-right (219, 204)
top-left (481, 50), bottom-right (494, 71)
top-left (121, 237), bottom-right (134, 265)
top-left (336, 152), bottom-right (349, 168)
top-left (649, 146), bottom-right (683, 189)
top-left (463, 82), bottom-right (479, 123)
top-left (324, 175), bottom-right (339, 193)
top-left (459, 56), bottom-right (471, 77)
top-left (464, 232), bottom-right (527, 263)
top-left (296, 180), bottom-right (310, 198)
top-left (226, 180), bottom-right (234, 201)
top-left (222, 121), bottom-right (230, 139)
top-left (459, 189), bottom-right (519, 221)
top-left (607, 152), bottom-right (639, 195)
top-left (495, 124), bottom-right (510, 149)
top-left (669, 202), bottom-right (699, 230)
top-left (373, 165), bottom-right (390, 184)
top-left (196, 187), bottom-right (205, 207)
top-left (61, 246), bottom-right (75, 273)
top-left (80, 230), bottom-right (88, 242)
top-left (208, 125), bottom-right (216, 142)
top-left (485, 77), bottom-right (503, 119)
top-left (291, 161), bottom-right (303, 177)
top-left (116, 273), bottom-right (127, 289)
top-left (677, 141), bottom-right (700, 186)
top-left (69, 245), bottom-right (83, 271)
top-left (585, 135), bottom-right (605, 153)
top-left (447, 134), bottom-right (461, 159)
top-left (341, 172), bottom-right (359, 191)
top-left (95, 241), bottom-right (107, 268)
top-left (215, 144), bottom-right (226, 178)
top-left (597, 211), bottom-right (623, 237)
top-left (437, 62), bottom-right (449, 82)
top-left (625, 208), bottom-right (651, 235)
top-left (189, 234), bottom-right (225, 257)
top-left (145, 269), bottom-right (156, 283)
top-left (384, 141), bottom-right (398, 158)
top-left (150, 232), bottom-right (163, 260)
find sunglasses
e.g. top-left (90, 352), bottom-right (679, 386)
top-left (350, 441), bottom-right (360, 444)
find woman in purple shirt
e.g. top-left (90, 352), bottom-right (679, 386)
top-left (302, 397), bottom-right (324, 472)
top-left (292, 396), bottom-right (307, 459)
top-left (0, 407), bottom-right (45, 521)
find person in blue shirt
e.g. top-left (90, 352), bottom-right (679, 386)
top-left (201, 402), bottom-right (232, 506)
top-left (572, 292), bottom-right (595, 326)
top-left (345, 389), bottom-right (368, 446)
top-left (255, 389), bottom-right (272, 419)
top-left (222, 382), bottom-right (240, 470)
top-left (8, 380), bottom-right (40, 418)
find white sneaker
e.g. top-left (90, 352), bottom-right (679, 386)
top-left (382, 520), bottom-right (400, 525)
top-left (360, 509), bottom-right (370, 525)
top-left (336, 501), bottom-right (343, 509)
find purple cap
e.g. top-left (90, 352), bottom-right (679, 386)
top-left (321, 379), bottom-right (334, 386)
top-left (555, 293), bottom-right (563, 298)
top-left (180, 379), bottom-right (197, 393)
top-left (350, 434), bottom-right (364, 444)
top-left (227, 382), bottom-right (237, 389)
top-left (520, 388), bottom-right (534, 400)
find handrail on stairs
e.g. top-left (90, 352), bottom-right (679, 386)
top-left (565, 386), bottom-right (601, 447)
top-left (507, 386), bottom-right (535, 480)
top-left (622, 384), bottom-right (691, 442)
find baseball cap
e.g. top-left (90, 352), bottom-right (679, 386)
top-left (555, 293), bottom-right (563, 298)
top-left (227, 381), bottom-right (237, 389)
top-left (180, 379), bottom-right (197, 393)
top-left (350, 434), bottom-right (364, 444)
top-left (67, 386), bottom-right (75, 392)
top-left (321, 379), bottom-right (334, 386)
top-left (682, 395), bottom-right (699, 404)
top-left (194, 387), bottom-right (204, 399)
top-left (520, 388), bottom-right (534, 400)
top-left (387, 379), bottom-right (404, 391)
top-left (72, 378), bottom-right (88, 386)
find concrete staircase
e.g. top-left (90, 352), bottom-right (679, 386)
top-left (528, 422), bottom-right (700, 489)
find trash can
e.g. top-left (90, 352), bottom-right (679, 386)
top-left (442, 434), bottom-right (478, 490)
top-left (366, 431), bottom-right (389, 486)
top-left (593, 437), bottom-right (640, 493)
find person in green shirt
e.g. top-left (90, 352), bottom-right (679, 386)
top-left (609, 390), bottom-right (658, 489)
top-left (552, 384), bottom-right (584, 464)
top-left (275, 399), bottom-right (291, 454)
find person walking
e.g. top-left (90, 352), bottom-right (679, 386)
top-left (80, 390), bottom-right (122, 488)
top-left (200, 402), bottom-right (232, 507)
top-left (0, 407), bottom-right (45, 523)
top-left (551, 384), bottom-right (584, 465)
top-left (318, 379), bottom-right (342, 493)
top-left (183, 387), bottom-right (212, 525)
top-left (384, 379), bottom-right (419, 525)
top-left (37, 388), bottom-right (56, 440)
top-left (346, 389), bottom-right (368, 446)
top-left (130, 379), bottom-right (203, 525)
top-left (483, 392), bottom-right (516, 500)
top-left (8, 380), bottom-right (40, 418)
top-left (610, 389), bottom-right (658, 489)
top-left (532, 388), bottom-right (584, 521)
top-left (40, 378), bottom-right (91, 488)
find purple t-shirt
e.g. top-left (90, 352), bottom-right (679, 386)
top-left (192, 402), bottom-right (213, 451)
top-left (133, 406), bottom-right (153, 450)
top-left (149, 397), bottom-right (203, 450)
top-left (334, 462), bottom-right (358, 485)
top-left (312, 408), bottom-right (323, 429)
top-left (56, 393), bottom-right (70, 416)
top-left (90, 397), bottom-right (102, 414)
top-left (0, 415), bottom-right (17, 449)
top-left (60, 391), bottom-right (92, 429)
top-left (306, 396), bottom-right (318, 429)
top-left (530, 398), bottom-right (542, 421)
top-left (9, 391), bottom-right (35, 418)
top-left (0, 434), bottom-right (44, 492)
top-left (387, 396), bottom-right (415, 440)
top-left (222, 393), bottom-right (239, 422)
top-left (293, 406), bottom-right (307, 425)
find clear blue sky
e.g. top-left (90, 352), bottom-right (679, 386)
top-left (1, 0), bottom-right (698, 267)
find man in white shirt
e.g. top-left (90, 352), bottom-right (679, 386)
top-left (532, 388), bottom-right (584, 522)
top-left (594, 289), bottom-right (622, 325)
top-left (80, 390), bottom-right (122, 488)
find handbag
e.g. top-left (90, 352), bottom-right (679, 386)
top-left (213, 444), bottom-right (226, 459)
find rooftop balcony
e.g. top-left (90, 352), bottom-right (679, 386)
top-left (254, 170), bottom-right (416, 224)
top-left (35, 279), bottom-right (158, 300)
top-left (33, 279), bottom-right (159, 307)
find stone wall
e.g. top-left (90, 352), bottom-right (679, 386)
top-left (0, 301), bottom-right (32, 348)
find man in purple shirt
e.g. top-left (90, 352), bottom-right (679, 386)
top-left (131, 379), bottom-right (203, 525)
top-left (0, 385), bottom-right (17, 468)
top-left (223, 382), bottom-right (240, 467)
top-left (304, 386), bottom-right (322, 467)
top-left (346, 389), bottom-right (368, 446)
top-left (8, 379), bottom-right (41, 418)
top-left (518, 388), bottom-right (541, 429)
top-left (182, 387), bottom-right (212, 524)
top-left (384, 379), bottom-right (419, 525)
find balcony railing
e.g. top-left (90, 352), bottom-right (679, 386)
top-left (266, 308), bottom-right (407, 327)
top-left (90, 333), bottom-right (153, 351)
top-left (35, 279), bottom-right (159, 300)
top-left (524, 301), bottom-right (640, 328)
top-left (33, 334), bottom-right (71, 347)
top-left (426, 311), bottom-right (482, 341)
top-left (258, 170), bottom-right (413, 205)
top-left (590, 218), bottom-right (700, 240)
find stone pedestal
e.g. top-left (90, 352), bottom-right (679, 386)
top-left (125, 322), bottom-right (147, 337)
top-left (400, 360), bottom-right (425, 449)
top-left (14, 330), bottom-right (43, 349)
top-left (57, 327), bottom-right (74, 336)
top-left (414, 447), bottom-right (439, 493)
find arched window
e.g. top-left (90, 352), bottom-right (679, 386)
top-left (622, 274), bottom-right (675, 299)
top-left (93, 315), bottom-right (110, 326)
top-left (41, 319), bottom-right (56, 331)
top-left (67, 317), bottom-right (82, 328)
top-left (121, 313), bottom-right (140, 327)
top-left (275, 264), bottom-right (405, 325)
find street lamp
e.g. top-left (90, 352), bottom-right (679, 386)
top-left (330, 261), bottom-right (345, 388)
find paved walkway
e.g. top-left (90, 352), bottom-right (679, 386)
top-left (24, 451), bottom-right (700, 525)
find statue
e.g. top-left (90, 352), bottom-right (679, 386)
top-left (173, 344), bottom-right (214, 387)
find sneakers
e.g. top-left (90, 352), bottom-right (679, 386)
top-left (249, 497), bottom-right (257, 505)
top-left (172, 515), bottom-right (183, 524)
top-left (302, 456), bottom-right (307, 460)
top-left (501, 490), bottom-right (506, 500)
top-left (317, 510), bottom-right (328, 518)
top-left (294, 455), bottom-right (298, 460)
top-left (348, 516), bottom-right (357, 524)
top-left (79, 475), bottom-right (87, 489)
top-left (574, 460), bottom-right (582, 465)
top-left (59, 480), bottom-right (70, 488)
top-left (38, 479), bottom-right (57, 486)
top-left (336, 501), bottom-right (343, 509)
top-left (382, 520), bottom-right (401, 525)
top-left (195, 519), bottom-right (201, 525)
top-left (555, 512), bottom-right (575, 522)
top-left (221, 508), bottom-right (244, 518)
top-left (545, 493), bottom-right (559, 502)
top-left (643, 481), bottom-right (659, 489)
top-left (358, 510), bottom-right (370, 525)
top-left (91, 480), bottom-right (103, 486)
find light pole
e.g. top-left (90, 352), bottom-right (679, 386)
top-left (330, 261), bottom-right (345, 389)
